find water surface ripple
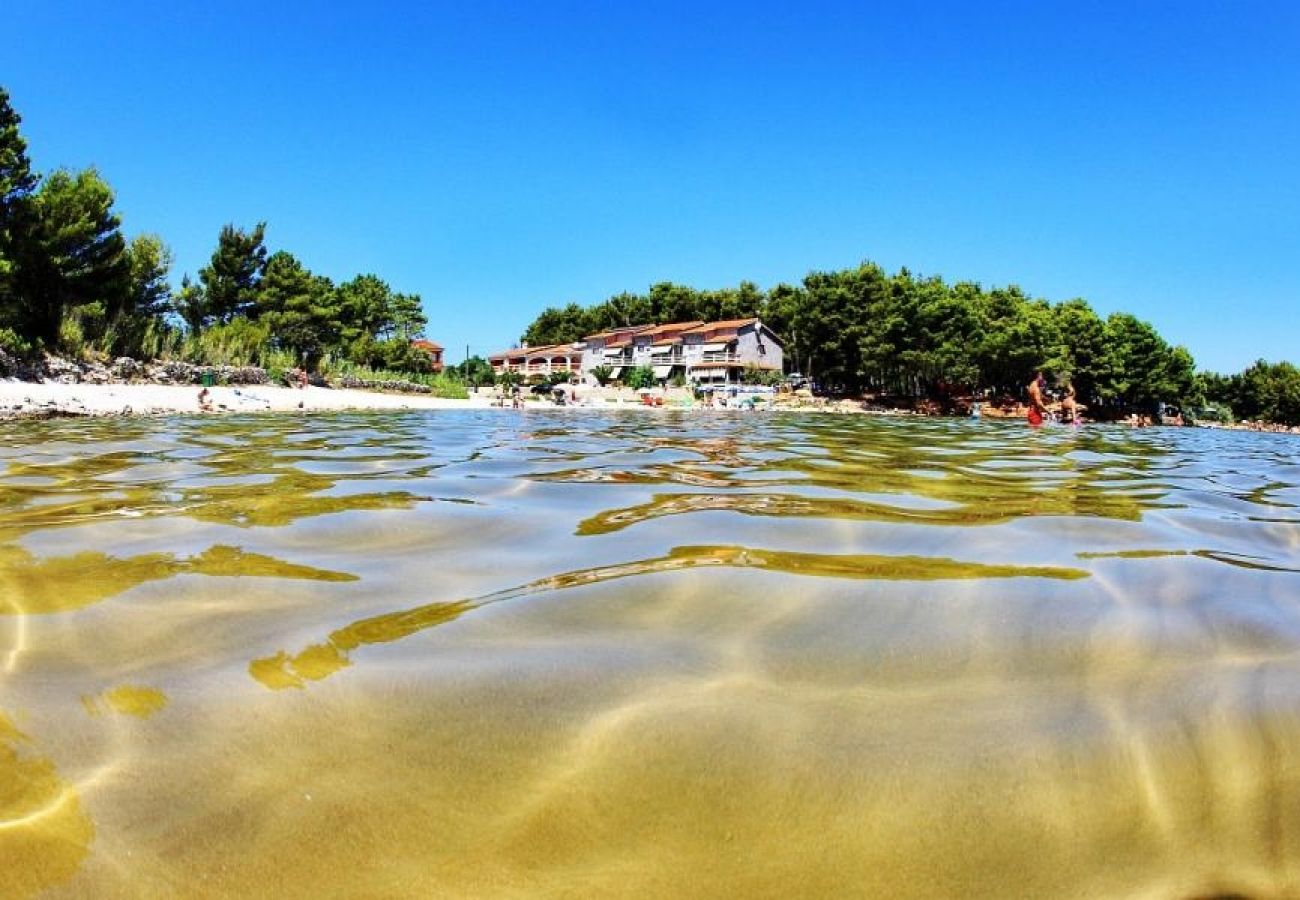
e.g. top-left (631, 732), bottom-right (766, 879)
top-left (2, 411), bottom-right (1299, 898)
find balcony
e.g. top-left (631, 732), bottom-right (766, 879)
top-left (694, 352), bottom-right (743, 365)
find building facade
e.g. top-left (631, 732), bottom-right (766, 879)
top-left (490, 318), bottom-right (784, 385)
top-left (411, 340), bottom-right (445, 373)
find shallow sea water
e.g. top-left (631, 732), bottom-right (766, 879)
top-left (2, 410), bottom-right (1299, 898)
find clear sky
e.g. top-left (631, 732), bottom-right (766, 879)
top-left (6, 0), bottom-right (1298, 370)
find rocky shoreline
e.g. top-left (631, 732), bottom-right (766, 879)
top-left (0, 348), bottom-right (272, 388)
top-left (0, 351), bottom-right (487, 420)
top-left (3, 350), bottom-right (1295, 432)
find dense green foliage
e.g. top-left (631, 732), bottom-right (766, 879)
top-left (15, 167), bottom-right (129, 345)
top-left (624, 365), bottom-right (656, 390)
top-left (449, 354), bottom-right (495, 387)
top-left (0, 87), bottom-right (38, 315)
top-left (197, 222), bottom-right (268, 326)
top-left (523, 264), bottom-right (1206, 416)
top-left (1201, 361), bottom-right (1300, 426)
top-left (0, 86), bottom-right (448, 384)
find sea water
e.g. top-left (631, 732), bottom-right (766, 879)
top-left (2, 410), bottom-right (1299, 898)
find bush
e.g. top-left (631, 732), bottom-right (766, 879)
top-left (625, 365), bottom-right (656, 390)
top-left (148, 320), bottom-right (184, 359)
top-left (0, 327), bottom-right (38, 359)
top-left (741, 364), bottom-right (783, 386)
top-left (183, 317), bottom-right (272, 367)
top-left (261, 348), bottom-right (299, 387)
top-left (320, 359), bottom-right (470, 399)
top-left (590, 364), bottom-right (613, 386)
top-left (58, 304), bottom-right (108, 360)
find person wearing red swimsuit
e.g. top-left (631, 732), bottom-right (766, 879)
top-left (1027, 371), bottom-right (1047, 426)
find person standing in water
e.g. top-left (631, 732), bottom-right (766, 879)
top-left (1061, 380), bottom-right (1080, 425)
top-left (1027, 371), bottom-right (1048, 426)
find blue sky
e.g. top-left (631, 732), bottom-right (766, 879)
top-left (7, 0), bottom-right (1298, 370)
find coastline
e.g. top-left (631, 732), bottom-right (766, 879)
top-left (0, 379), bottom-right (490, 419)
top-left (3, 378), bottom-right (1296, 433)
top-left (0, 379), bottom-right (893, 420)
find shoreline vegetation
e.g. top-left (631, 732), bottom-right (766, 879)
top-left (2, 86), bottom-right (1298, 428)
top-left (520, 275), bottom-right (1300, 428)
top-left (4, 355), bottom-right (1297, 435)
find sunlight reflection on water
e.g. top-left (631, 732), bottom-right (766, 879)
top-left (1, 410), bottom-right (1298, 898)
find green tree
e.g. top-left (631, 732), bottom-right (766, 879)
top-left (590, 363), bottom-right (613, 386)
top-left (125, 234), bottom-right (173, 320)
top-left (970, 286), bottom-right (1055, 397)
top-left (648, 282), bottom-right (703, 324)
top-left (1101, 313), bottom-right (1186, 411)
top-left (0, 86), bottom-right (38, 327)
top-left (173, 274), bottom-right (207, 333)
top-left (257, 251), bottom-right (340, 367)
top-left (801, 264), bottom-right (877, 391)
top-left (13, 167), bottom-right (129, 346)
top-left (514, 257), bottom-right (1212, 416)
top-left (198, 222), bottom-right (267, 326)
top-left (1051, 298), bottom-right (1108, 406)
top-left (1199, 370), bottom-right (1241, 417)
top-left (763, 282), bottom-right (805, 373)
top-left (593, 290), bottom-right (652, 330)
top-left (102, 234), bottom-right (175, 356)
top-left (717, 280), bottom-right (765, 321)
top-left (522, 302), bottom-right (592, 345)
top-left (625, 365), bottom-right (656, 389)
top-left (1232, 360), bottom-right (1300, 425)
top-left (453, 354), bottom-right (495, 386)
top-left (389, 291), bottom-right (427, 341)
top-left (336, 273), bottom-right (391, 347)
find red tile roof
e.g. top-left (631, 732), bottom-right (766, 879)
top-left (488, 343), bottom-right (583, 360)
top-left (681, 318), bottom-right (758, 335)
top-left (583, 324), bottom-right (657, 341)
top-left (497, 317), bottom-right (774, 359)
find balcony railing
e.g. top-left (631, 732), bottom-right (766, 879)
top-left (694, 352), bottom-right (743, 365)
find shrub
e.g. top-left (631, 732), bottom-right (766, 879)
top-left (625, 365), bottom-right (656, 390)
top-left (262, 348), bottom-right (299, 387)
top-left (319, 359), bottom-right (470, 399)
top-left (0, 327), bottom-right (38, 359)
top-left (138, 318), bottom-right (184, 361)
top-left (58, 304), bottom-right (109, 360)
top-left (183, 317), bottom-right (272, 367)
top-left (741, 364), bottom-right (783, 386)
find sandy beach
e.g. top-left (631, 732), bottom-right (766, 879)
top-left (0, 379), bottom-right (491, 419)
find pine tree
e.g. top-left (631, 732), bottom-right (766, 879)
top-left (257, 250), bottom-right (339, 366)
top-left (0, 86), bottom-right (39, 331)
top-left (14, 168), bottom-right (129, 345)
top-left (198, 222), bottom-right (267, 325)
